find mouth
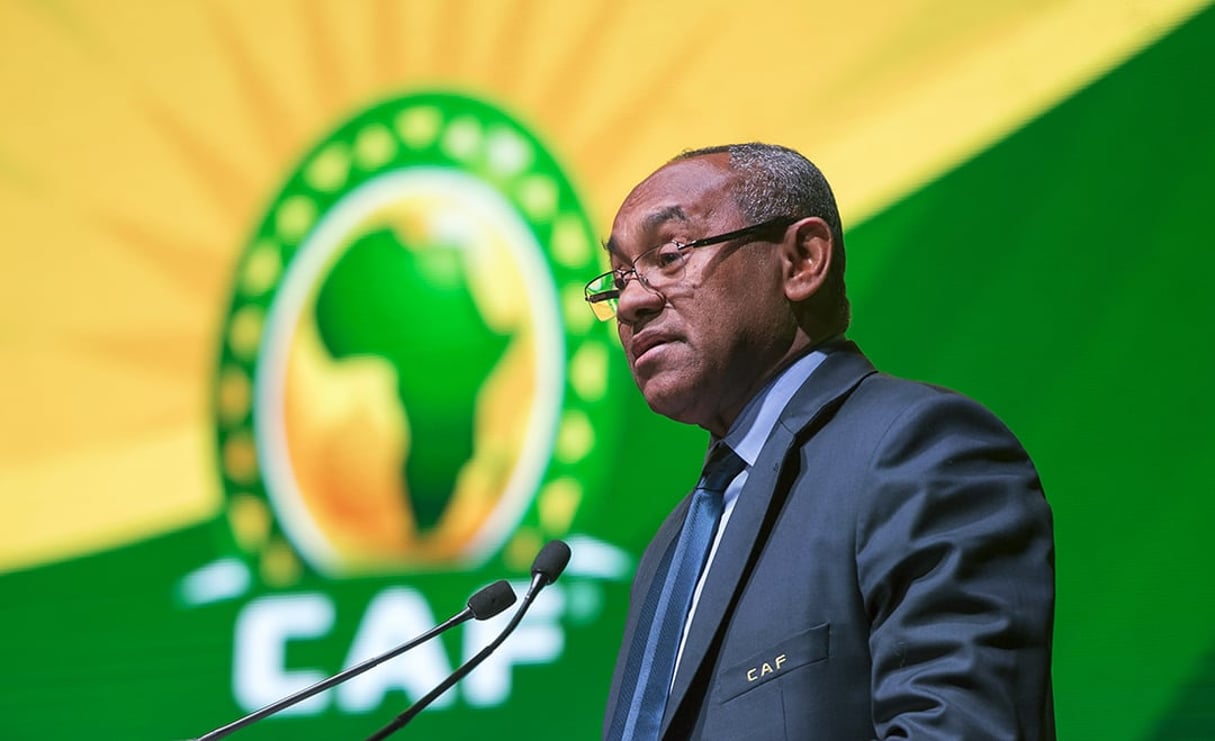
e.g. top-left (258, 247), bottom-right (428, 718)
top-left (629, 332), bottom-right (677, 366)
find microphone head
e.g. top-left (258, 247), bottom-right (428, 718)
top-left (467, 580), bottom-right (517, 620)
top-left (530, 540), bottom-right (571, 587)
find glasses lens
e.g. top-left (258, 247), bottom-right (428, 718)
top-left (585, 273), bottom-right (620, 320)
top-left (636, 243), bottom-right (687, 290)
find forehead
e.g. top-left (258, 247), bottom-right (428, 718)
top-left (608, 155), bottom-right (739, 256)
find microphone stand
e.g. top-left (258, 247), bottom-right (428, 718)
top-left (364, 540), bottom-right (570, 741)
top-left (196, 581), bottom-right (515, 740)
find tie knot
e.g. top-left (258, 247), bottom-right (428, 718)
top-left (698, 444), bottom-right (746, 493)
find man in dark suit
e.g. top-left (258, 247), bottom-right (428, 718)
top-left (586, 143), bottom-right (1055, 740)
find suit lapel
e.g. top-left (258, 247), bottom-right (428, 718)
top-left (603, 493), bottom-right (693, 727)
top-left (660, 343), bottom-right (877, 736)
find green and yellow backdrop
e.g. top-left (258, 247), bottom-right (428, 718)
top-left (1, 1), bottom-right (1212, 738)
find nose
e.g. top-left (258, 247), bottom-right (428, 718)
top-left (615, 273), bottom-right (664, 326)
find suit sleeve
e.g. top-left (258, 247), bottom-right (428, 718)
top-left (855, 391), bottom-right (1055, 740)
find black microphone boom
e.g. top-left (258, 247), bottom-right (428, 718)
top-left (364, 540), bottom-right (572, 740)
top-left (195, 580), bottom-right (516, 740)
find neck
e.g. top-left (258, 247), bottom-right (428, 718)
top-left (700, 331), bottom-right (818, 437)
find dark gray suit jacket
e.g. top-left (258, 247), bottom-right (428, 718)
top-left (604, 343), bottom-right (1055, 740)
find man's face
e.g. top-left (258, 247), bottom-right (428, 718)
top-left (608, 155), bottom-right (795, 435)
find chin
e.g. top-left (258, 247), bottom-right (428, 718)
top-left (637, 375), bottom-right (703, 427)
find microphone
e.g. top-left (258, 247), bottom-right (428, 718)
top-left (364, 540), bottom-right (572, 740)
top-left (529, 539), bottom-right (572, 591)
top-left (467, 580), bottom-right (518, 619)
top-left (195, 580), bottom-right (516, 740)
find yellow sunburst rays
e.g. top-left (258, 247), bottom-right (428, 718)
top-left (0, 0), bottom-right (413, 572)
top-left (562, 0), bottom-right (1211, 227)
top-left (0, 0), bottom-right (1206, 573)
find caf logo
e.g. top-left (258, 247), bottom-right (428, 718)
top-left (212, 92), bottom-right (616, 583)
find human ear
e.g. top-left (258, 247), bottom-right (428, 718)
top-left (781, 217), bottom-right (832, 302)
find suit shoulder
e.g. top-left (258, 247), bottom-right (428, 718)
top-left (853, 371), bottom-right (975, 405)
top-left (818, 371), bottom-right (1034, 466)
top-left (841, 372), bottom-right (993, 422)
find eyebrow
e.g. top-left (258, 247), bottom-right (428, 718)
top-left (603, 205), bottom-right (690, 258)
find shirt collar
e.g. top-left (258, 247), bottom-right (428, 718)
top-left (721, 344), bottom-right (833, 467)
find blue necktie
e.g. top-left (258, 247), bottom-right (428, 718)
top-left (608, 444), bottom-right (747, 741)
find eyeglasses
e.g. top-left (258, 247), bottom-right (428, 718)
top-left (583, 216), bottom-right (797, 320)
